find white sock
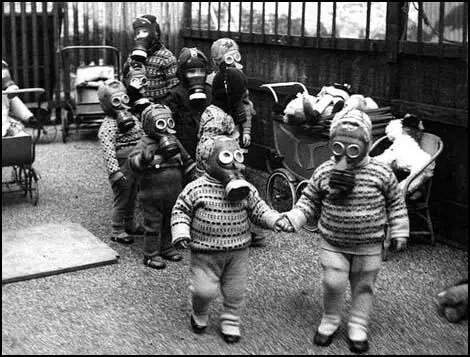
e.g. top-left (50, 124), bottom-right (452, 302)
top-left (348, 321), bottom-right (368, 341)
top-left (317, 314), bottom-right (341, 336)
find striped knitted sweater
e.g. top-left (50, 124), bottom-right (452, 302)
top-left (97, 115), bottom-right (144, 181)
top-left (285, 157), bottom-right (409, 248)
top-left (171, 174), bottom-right (282, 251)
top-left (146, 44), bottom-right (179, 100)
top-left (125, 43), bottom-right (179, 102)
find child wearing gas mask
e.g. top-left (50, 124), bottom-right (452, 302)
top-left (282, 109), bottom-right (410, 353)
top-left (128, 103), bottom-right (197, 270)
top-left (122, 60), bottom-right (153, 118)
top-left (97, 79), bottom-right (144, 244)
top-left (206, 45), bottom-right (268, 247)
top-left (2, 59), bottom-right (36, 137)
top-left (195, 67), bottom-right (248, 175)
top-left (171, 135), bottom-right (292, 343)
top-left (207, 38), bottom-right (254, 150)
top-left (123, 14), bottom-right (179, 103)
top-left (161, 47), bottom-right (211, 159)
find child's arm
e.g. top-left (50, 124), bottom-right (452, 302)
top-left (283, 172), bottom-right (323, 231)
top-left (245, 186), bottom-right (288, 231)
top-left (384, 169), bottom-right (410, 251)
top-left (171, 186), bottom-right (195, 248)
top-left (97, 118), bottom-right (123, 185)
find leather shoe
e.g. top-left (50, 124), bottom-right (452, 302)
top-left (221, 333), bottom-right (241, 344)
top-left (313, 329), bottom-right (337, 347)
top-left (348, 338), bottom-right (369, 354)
top-left (111, 232), bottom-right (134, 245)
top-left (143, 256), bottom-right (166, 270)
top-left (161, 248), bottom-right (183, 262)
top-left (190, 315), bottom-right (206, 334)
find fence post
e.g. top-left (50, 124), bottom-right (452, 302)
top-left (386, 2), bottom-right (406, 101)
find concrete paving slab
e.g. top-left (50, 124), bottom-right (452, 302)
top-left (2, 222), bottom-right (119, 284)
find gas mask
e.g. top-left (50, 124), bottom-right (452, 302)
top-left (124, 61), bottom-right (148, 105)
top-left (98, 79), bottom-right (135, 132)
top-left (205, 136), bottom-right (251, 201)
top-left (218, 49), bottom-right (243, 72)
top-left (142, 104), bottom-right (180, 160)
top-left (177, 47), bottom-right (208, 104)
top-left (130, 37), bottom-right (149, 62)
top-left (211, 38), bottom-right (244, 71)
top-left (328, 125), bottom-right (369, 195)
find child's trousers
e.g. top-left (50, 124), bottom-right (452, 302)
top-left (189, 249), bottom-right (249, 336)
top-left (110, 152), bottom-right (140, 235)
top-left (319, 249), bottom-right (382, 336)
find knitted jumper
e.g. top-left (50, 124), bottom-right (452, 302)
top-left (142, 44), bottom-right (179, 101)
top-left (97, 115), bottom-right (143, 179)
top-left (171, 174), bottom-right (281, 251)
top-left (286, 157), bottom-right (409, 248)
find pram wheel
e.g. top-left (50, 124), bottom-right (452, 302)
top-left (266, 168), bottom-right (296, 213)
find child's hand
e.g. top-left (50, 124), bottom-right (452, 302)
top-left (274, 216), bottom-right (295, 233)
top-left (141, 148), bottom-right (154, 166)
top-left (242, 133), bottom-right (251, 148)
top-left (392, 237), bottom-right (407, 252)
top-left (174, 238), bottom-right (190, 250)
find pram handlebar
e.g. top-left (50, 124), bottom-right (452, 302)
top-left (2, 88), bottom-right (46, 95)
top-left (260, 82), bottom-right (308, 103)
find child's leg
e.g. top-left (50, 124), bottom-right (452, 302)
top-left (220, 249), bottom-right (249, 338)
top-left (189, 251), bottom-right (222, 327)
top-left (318, 249), bottom-right (350, 335)
top-left (121, 159), bottom-right (141, 233)
top-left (347, 254), bottom-right (381, 342)
top-left (139, 197), bottom-right (163, 258)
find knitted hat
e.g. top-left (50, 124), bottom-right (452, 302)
top-left (212, 67), bottom-right (246, 102)
top-left (132, 14), bottom-right (160, 38)
top-left (141, 103), bottom-right (173, 137)
top-left (177, 47), bottom-right (208, 80)
top-left (97, 79), bottom-right (127, 115)
top-left (329, 108), bottom-right (372, 143)
top-left (211, 38), bottom-right (240, 66)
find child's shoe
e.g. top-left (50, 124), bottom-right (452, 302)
top-left (221, 333), bottom-right (240, 343)
top-left (190, 314), bottom-right (207, 334)
top-left (143, 255), bottom-right (166, 270)
top-left (313, 328), bottom-right (338, 347)
top-left (111, 231), bottom-right (134, 244)
top-left (347, 338), bottom-right (369, 354)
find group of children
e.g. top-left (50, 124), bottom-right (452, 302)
top-left (94, 14), bottom-right (414, 353)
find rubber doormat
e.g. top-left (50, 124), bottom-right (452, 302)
top-left (2, 223), bottom-right (119, 284)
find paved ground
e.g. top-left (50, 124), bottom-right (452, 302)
top-left (2, 127), bottom-right (468, 355)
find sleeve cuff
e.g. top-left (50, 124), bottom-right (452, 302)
top-left (284, 208), bottom-right (308, 231)
top-left (171, 223), bottom-right (191, 244)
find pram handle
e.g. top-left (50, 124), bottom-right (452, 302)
top-left (260, 82), bottom-right (308, 103)
top-left (2, 88), bottom-right (46, 95)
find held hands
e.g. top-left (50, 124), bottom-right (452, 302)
top-left (274, 216), bottom-right (295, 233)
top-left (174, 238), bottom-right (190, 250)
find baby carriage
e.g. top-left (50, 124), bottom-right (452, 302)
top-left (60, 45), bottom-right (121, 142)
top-left (261, 82), bottom-right (395, 231)
top-left (2, 88), bottom-right (46, 206)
